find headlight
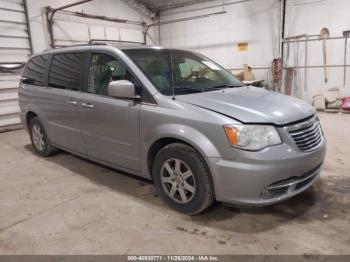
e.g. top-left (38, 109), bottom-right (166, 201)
top-left (224, 124), bottom-right (281, 151)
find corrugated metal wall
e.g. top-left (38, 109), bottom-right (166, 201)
top-left (0, 0), bottom-right (32, 132)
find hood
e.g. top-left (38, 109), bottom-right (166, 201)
top-left (176, 86), bottom-right (315, 125)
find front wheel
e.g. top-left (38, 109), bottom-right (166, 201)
top-left (152, 143), bottom-right (214, 215)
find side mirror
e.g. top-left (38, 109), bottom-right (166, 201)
top-left (108, 80), bottom-right (139, 100)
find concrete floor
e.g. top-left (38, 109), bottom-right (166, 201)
top-left (0, 112), bottom-right (349, 255)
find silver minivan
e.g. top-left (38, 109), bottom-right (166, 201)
top-left (19, 43), bottom-right (326, 214)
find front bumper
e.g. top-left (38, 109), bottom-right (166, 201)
top-left (207, 137), bottom-right (326, 206)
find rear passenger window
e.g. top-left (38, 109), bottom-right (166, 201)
top-left (48, 53), bottom-right (84, 91)
top-left (22, 55), bottom-right (49, 86)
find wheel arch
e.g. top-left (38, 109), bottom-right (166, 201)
top-left (145, 123), bottom-right (221, 176)
top-left (25, 111), bottom-right (38, 128)
top-left (23, 104), bottom-right (49, 134)
top-left (147, 136), bottom-right (217, 207)
top-left (147, 133), bottom-right (219, 183)
top-left (147, 137), bottom-right (194, 176)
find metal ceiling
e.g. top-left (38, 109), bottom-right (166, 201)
top-left (139, 0), bottom-right (215, 12)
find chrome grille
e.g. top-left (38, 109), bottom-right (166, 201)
top-left (289, 117), bottom-right (323, 152)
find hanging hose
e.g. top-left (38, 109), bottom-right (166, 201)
top-left (0, 63), bottom-right (25, 73)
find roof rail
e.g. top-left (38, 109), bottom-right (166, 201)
top-left (42, 39), bottom-right (145, 52)
top-left (43, 43), bottom-right (90, 52)
top-left (88, 39), bottom-right (146, 45)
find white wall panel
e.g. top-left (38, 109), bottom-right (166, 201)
top-left (0, 37), bottom-right (30, 48)
top-left (53, 19), bottom-right (91, 43)
top-left (89, 25), bottom-right (106, 39)
top-left (0, 0), bottom-right (30, 131)
top-left (0, 24), bottom-right (28, 38)
top-left (105, 26), bottom-right (120, 40)
top-left (159, 0), bottom-right (350, 102)
top-left (120, 28), bottom-right (144, 43)
top-left (160, 0), bottom-right (281, 71)
top-left (0, 49), bottom-right (30, 63)
top-left (0, 0), bottom-right (24, 11)
top-left (284, 0), bottom-right (350, 100)
top-left (0, 11), bottom-right (26, 23)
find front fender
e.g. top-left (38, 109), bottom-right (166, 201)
top-left (140, 123), bottom-right (222, 178)
top-left (151, 123), bottom-right (221, 157)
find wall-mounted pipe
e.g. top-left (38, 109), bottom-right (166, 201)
top-left (283, 35), bottom-right (348, 43)
top-left (57, 9), bottom-right (144, 26)
top-left (23, 0), bottom-right (33, 54)
top-left (48, 0), bottom-right (93, 14)
top-left (284, 65), bottom-right (350, 69)
top-left (45, 0), bottom-right (93, 48)
top-left (0, 63), bottom-right (25, 73)
top-left (280, 0), bottom-right (287, 61)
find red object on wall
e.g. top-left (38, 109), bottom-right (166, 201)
top-left (342, 97), bottom-right (350, 110)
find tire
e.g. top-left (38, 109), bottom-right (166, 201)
top-left (29, 117), bottom-right (57, 157)
top-left (152, 143), bottom-right (214, 215)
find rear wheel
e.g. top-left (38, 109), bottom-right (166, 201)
top-left (29, 117), bottom-right (57, 156)
top-left (152, 143), bottom-right (214, 215)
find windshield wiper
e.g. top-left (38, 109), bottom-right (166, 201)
top-left (161, 84), bottom-right (243, 96)
top-left (207, 84), bottom-right (244, 90)
top-left (161, 86), bottom-right (204, 94)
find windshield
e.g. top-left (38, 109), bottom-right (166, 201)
top-left (123, 48), bottom-right (243, 96)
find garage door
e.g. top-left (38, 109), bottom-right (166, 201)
top-left (0, 0), bottom-right (32, 132)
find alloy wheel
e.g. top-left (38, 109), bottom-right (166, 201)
top-left (160, 158), bottom-right (196, 203)
top-left (32, 124), bottom-right (45, 151)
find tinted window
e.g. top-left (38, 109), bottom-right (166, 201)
top-left (22, 55), bottom-right (49, 86)
top-left (48, 53), bottom-right (84, 91)
top-left (87, 53), bottom-right (136, 96)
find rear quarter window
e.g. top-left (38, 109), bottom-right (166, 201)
top-left (22, 55), bottom-right (49, 86)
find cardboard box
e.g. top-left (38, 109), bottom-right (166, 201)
top-left (313, 95), bottom-right (326, 110)
top-left (324, 87), bottom-right (342, 109)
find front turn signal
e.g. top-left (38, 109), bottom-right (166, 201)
top-left (224, 126), bottom-right (238, 146)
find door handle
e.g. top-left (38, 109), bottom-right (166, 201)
top-left (81, 102), bottom-right (94, 109)
top-left (66, 100), bottom-right (78, 106)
